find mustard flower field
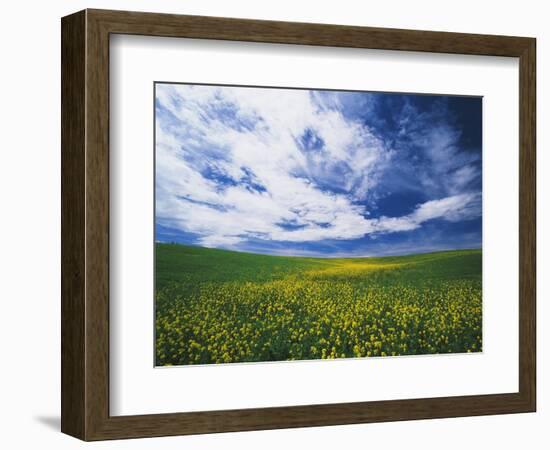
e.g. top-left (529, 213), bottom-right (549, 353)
top-left (155, 244), bottom-right (482, 366)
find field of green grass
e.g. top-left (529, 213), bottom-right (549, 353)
top-left (155, 243), bottom-right (482, 366)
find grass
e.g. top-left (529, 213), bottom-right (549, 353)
top-left (155, 243), bottom-right (482, 366)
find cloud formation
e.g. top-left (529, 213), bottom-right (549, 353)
top-left (155, 84), bottom-right (482, 255)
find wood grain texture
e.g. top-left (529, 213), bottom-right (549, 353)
top-left (518, 39), bottom-right (536, 409)
top-left (61, 10), bottom-right (86, 439)
top-left (61, 9), bottom-right (537, 441)
top-left (84, 10), bottom-right (111, 440)
top-left (89, 8), bottom-right (532, 56)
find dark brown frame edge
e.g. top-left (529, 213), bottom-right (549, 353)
top-left (61, 8), bottom-right (536, 441)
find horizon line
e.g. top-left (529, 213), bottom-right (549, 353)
top-left (155, 240), bottom-right (482, 260)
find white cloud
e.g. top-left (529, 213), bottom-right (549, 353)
top-left (412, 193), bottom-right (481, 223)
top-left (155, 84), bottom-right (481, 249)
top-left (374, 193), bottom-right (481, 234)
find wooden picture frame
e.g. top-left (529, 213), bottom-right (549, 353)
top-left (61, 9), bottom-right (536, 441)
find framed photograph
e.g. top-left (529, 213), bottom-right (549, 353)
top-left (61, 9), bottom-right (536, 440)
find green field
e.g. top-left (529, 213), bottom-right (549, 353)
top-left (155, 243), bottom-right (482, 366)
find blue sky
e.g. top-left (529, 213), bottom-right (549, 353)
top-left (155, 83), bottom-right (482, 257)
